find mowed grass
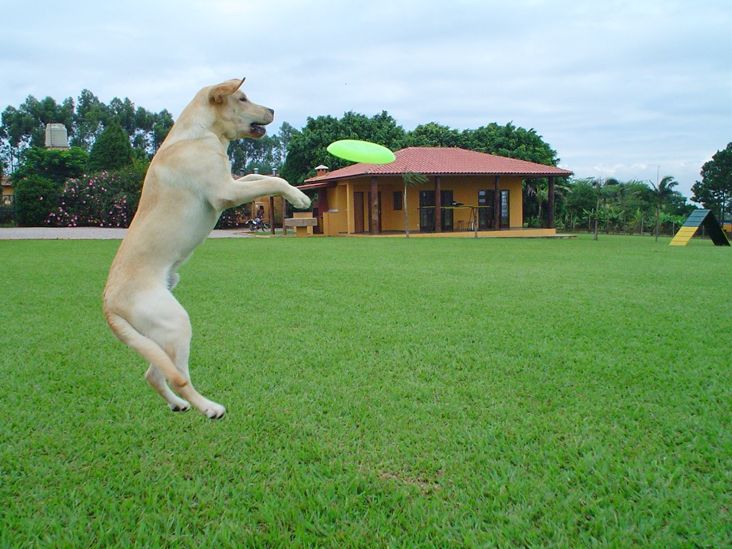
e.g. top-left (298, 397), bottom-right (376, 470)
top-left (0, 234), bottom-right (729, 547)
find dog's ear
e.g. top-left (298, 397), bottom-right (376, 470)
top-left (209, 78), bottom-right (245, 104)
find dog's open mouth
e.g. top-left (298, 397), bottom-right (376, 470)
top-left (250, 123), bottom-right (267, 137)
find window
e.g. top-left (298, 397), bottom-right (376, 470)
top-left (393, 191), bottom-right (403, 210)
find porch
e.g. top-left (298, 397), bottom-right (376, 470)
top-left (345, 228), bottom-right (570, 238)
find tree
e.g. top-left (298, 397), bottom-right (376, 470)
top-left (403, 122), bottom-right (461, 147)
top-left (462, 122), bottom-right (558, 166)
top-left (524, 178), bottom-right (570, 227)
top-left (281, 111), bottom-right (405, 184)
top-left (88, 122), bottom-right (133, 172)
top-left (1, 90), bottom-right (175, 174)
top-left (649, 175), bottom-right (678, 241)
top-left (0, 96), bottom-right (74, 172)
top-left (151, 110), bottom-right (174, 152)
top-left (564, 179), bottom-right (596, 231)
top-left (71, 89), bottom-right (108, 149)
top-left (228, 134), bottom-right (282, 175)
top-left (590, 177), bottom-right (620, 240)
top-left (691, 143), bottom-right (732, 223)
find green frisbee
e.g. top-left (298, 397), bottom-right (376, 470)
top-left (327, 139), bottom-right (396, 164)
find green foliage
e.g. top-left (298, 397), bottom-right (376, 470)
top-left (47, 163), bottom-right (147, 227)
top-left (87, 122), bottom-right (134, 172)
top-left (1, 90), bottom-right (174, 173)
top-left (0, 96), bottom-right (74, 149)
top-left (214, 205), bottom-right (250, 229)
top-left (403, 122), bottom-right (461, 147)
top-left (13, 175), bottom-right (59, 226)
top-left (691, 142), bottom-right (732, 222)
top-left (0, 206), bottom-right (13, 225)
top-left (564, 179), bottom-right (596, 222)
top-left (649, 176), bottom-right (678, 241)
top-left (560, 177), bottom-right (691, 236)
top-left (463, 122), bottom-right (559, 165)
top-left (228, 135), bottom-right (284, 175)
top-left (281, 111), bottom-right (406, 184)
top-left (14, 146), bottom-right (88, 185)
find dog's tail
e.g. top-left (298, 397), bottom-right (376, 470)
top-left (105, 310), bottom-right (188, 388)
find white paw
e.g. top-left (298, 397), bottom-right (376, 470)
top-left (168, 398), bottom-right (191, 412)
top-left (203, 402), bottom-right (226, 420)
top-left (290, 191), bottom-right (311, 210)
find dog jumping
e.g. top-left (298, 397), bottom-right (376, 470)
top-left (103, 78), bottom-right (310, 419)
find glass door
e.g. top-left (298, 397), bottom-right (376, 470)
top-left (500, 190), bottom-right (510, 228)
top-left (478, 189), bottom-right (495, 230)
top-left (441, 190), bottom-right (454, 231)
top-left (419, 191), bottom-right (435, 232)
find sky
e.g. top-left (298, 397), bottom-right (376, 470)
top-left (2, 0), bottom-right (730, 198)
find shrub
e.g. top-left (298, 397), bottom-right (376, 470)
top-left (88, 122), bottom-right (134, 172)
top-left (14, 176), bottom-right (60, 226)
top-left (47, 164), bottom-right (146, 228)
top-left (14, 147), bottom-right (88, 185)
top-left (0, 205), bottom-right (14, 225)
top-left (215, 206), bottom-right (250, 229)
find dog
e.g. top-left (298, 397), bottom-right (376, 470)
top-left (103, 78), bottom-right (310, 419)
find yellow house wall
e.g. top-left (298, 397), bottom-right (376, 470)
top-left (318, 175), bottom-right (524, 235)
top-left (321, 184), bottom-right (349, 234)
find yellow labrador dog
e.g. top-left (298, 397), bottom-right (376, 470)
top-left (103, 78), bottom-right (310, 419)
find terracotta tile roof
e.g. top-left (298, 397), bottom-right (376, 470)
top-left (302, 147), bottom-right (572, 187)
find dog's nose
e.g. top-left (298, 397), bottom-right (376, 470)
top-left (267, 108), bottom-right (274, 116)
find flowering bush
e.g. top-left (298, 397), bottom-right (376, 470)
top-left (47, 165), bottom-right (146, 228)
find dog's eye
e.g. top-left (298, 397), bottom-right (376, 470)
top-left (239, 96), bottom-right (248, 102)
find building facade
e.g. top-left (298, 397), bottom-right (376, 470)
top-left (299, 147), bottom-right (573, 236)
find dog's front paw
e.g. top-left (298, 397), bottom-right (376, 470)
top-left (290, 191), bottom-right (311, 210)
top-left (169, 401), bottom-right (191, 412)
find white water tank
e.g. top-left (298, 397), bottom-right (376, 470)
top-left (45, 123), bottom-right (69, 149)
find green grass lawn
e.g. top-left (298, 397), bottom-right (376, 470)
top-left (1, 235), bottom-right (729, 547)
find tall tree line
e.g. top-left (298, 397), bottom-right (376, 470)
top-left (0, 91), bottom-right (174, 172)
top-left (5, 90), bottom-right (713, 235)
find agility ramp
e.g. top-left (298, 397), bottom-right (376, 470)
top-left (670, 209), bottom-right (730, 246)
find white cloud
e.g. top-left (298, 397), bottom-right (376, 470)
top-left (1, 0), bottom-right (730, 198)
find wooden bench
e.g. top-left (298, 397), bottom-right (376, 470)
top-left (284, 217), bottom-right (317, 237)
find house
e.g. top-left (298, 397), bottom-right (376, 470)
top-left (298, 147), bottom-right (573, 236)
top-left (1, 175), bottom-right (13, 206)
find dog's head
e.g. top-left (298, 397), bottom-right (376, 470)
top-left (207, 78), bottom-right (274, 140)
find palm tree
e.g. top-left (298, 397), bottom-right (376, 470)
top-left (591, 177), bottom-right (620, 240)
top-left (525, 178), bottom-right (570, 226)
top-left (649, 175), bottom-right (678, 242)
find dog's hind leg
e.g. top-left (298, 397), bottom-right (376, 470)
top-left (141, 291), bottom-right (226, 419)
top-left (145, 365), bottom-right (191, 412)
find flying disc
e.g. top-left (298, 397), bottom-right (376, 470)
top-left (327, 139), bottom-right (396, 164)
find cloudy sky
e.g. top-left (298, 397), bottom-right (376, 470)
top-left (2, 0), bottom-right (730, 197)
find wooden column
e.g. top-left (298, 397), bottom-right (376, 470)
top-left (269, 196), bottom-right (275, 234)
top-left (281, 196), bottom-right (288, 235)
top-left (547, 176), bottom-right (555, 229)
top-left (493, 175), bottom-right (500, 230)
top-left (434, 176), bottom-right (442, 232)
top-left (370, 176), bottom-right (379, 234)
